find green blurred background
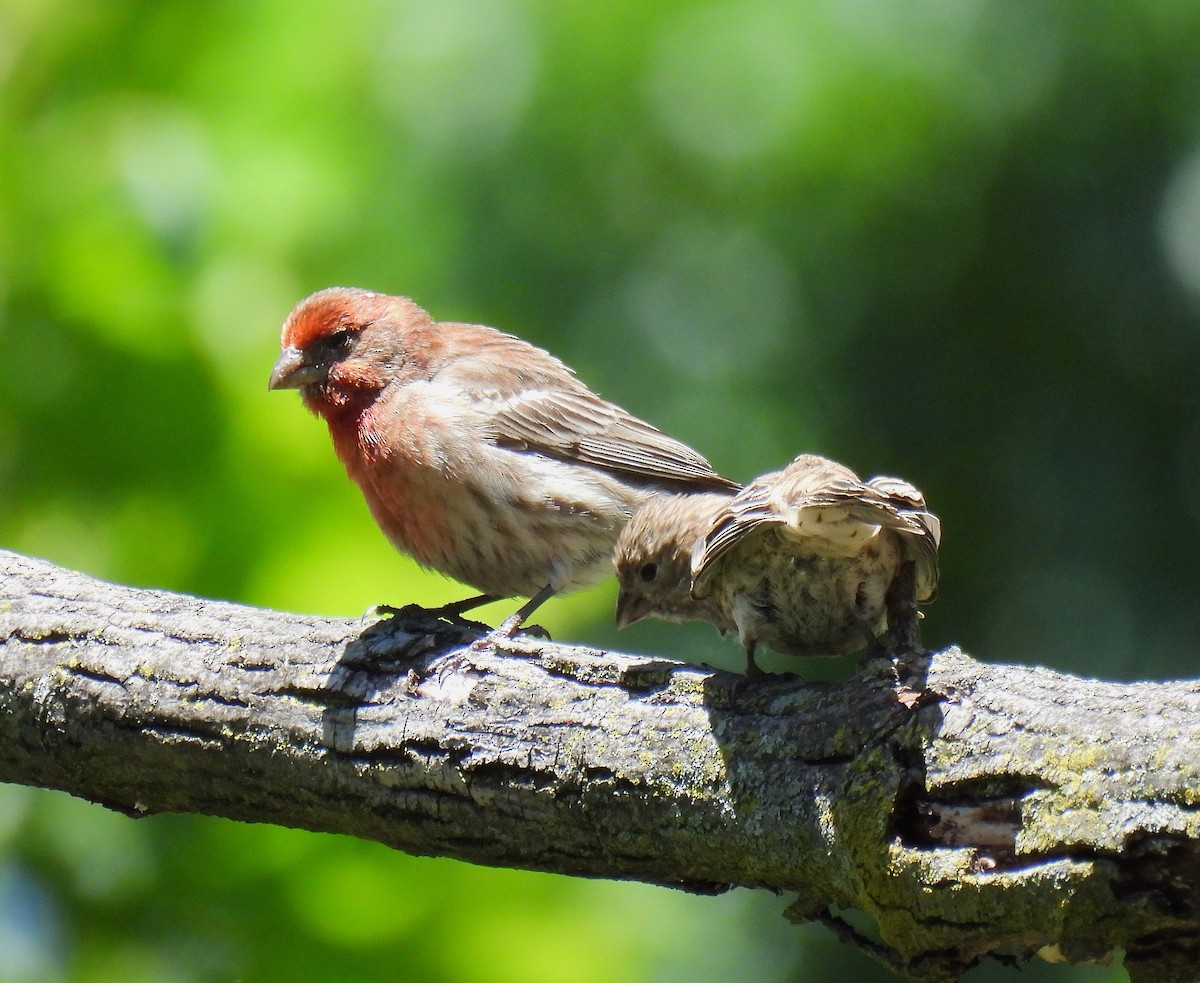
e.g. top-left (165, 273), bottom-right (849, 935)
top-left (2, 0), bottom-right (1197, 980)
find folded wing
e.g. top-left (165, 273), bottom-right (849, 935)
top-left (692, 454), bottom-right (940, 601)
top-left (441, 331), bottom-right (739, 493)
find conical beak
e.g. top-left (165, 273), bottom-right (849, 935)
top-left (269, 345), bottom-right (325, 391)
top-left (615, 589), bottom-right (650, 630)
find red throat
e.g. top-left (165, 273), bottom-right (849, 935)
top-left (319, 399), bottom-right (452, 564)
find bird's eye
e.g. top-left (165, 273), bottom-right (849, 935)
top-left (639, 562), bottom-right (658, 583)
top-left (320, 331), bottom-right (355, 359)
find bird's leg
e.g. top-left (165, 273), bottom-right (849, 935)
top-left (884, 560), bottom-right (921, 655)
top-left (435, 593), bottom-right (501, 619)
top-left (739, 642), bottom-right (802, 683)
top-left (463, 584), bottom-right (557, 655)
top-left (493, 583), bottom-right (557, 639)
top-left (733, 641), bottom-right (794, 696)
top-left (882, 560), bottom-right (929, 704)
top-left (724, 642), bottom-right (760, 699)
top-left (743, 641), bottom-right (763, 677)
top-left (376, 593), bottom-right (500, 619)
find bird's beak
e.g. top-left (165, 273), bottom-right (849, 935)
top-left (268, 346), bottom-right (325, 391)
top-left (615, 589), bottom-right (650, 630)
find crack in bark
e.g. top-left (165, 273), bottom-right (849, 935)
top-left (62, 663), bottom-right (130, 689)
top-left (9, 627), bottom-right (86, 645)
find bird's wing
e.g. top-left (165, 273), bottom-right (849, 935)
top-left (865, 475), bottom-right (941, 602)
top-left (772, 459), bottom-right (934, 549)
top-left (441, 334), bottom-right (739, 491)
top-left (493, 387), bottom-right (739, 489)
top-left (692, 456), bottom-right (942, 601)
top-left (690, 456), bottom-right (859, 586)
top-left (690, 472), bottom-right (784, 590)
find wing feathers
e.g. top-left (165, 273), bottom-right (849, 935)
top-left (440, 337), bottom-right (737, 491)
top-left (692, 454), bottom-right (940, 602)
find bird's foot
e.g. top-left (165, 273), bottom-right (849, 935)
top-left (371, 587), bottom-right (557, 671)
top-left (740, 666), bottom-right (796, 683)
top-left (729, 666), bottom-right (798, 704)
top-left (466, 613), bottom-right (551, 655)
top-left (357, 604), bottom-right (488, 664)
top-left (371, 600), bottom-right (492, 633)
top-left (731, 650), bottom-right (798, 698)
top-left (464, 584), bottom-right (557, 652)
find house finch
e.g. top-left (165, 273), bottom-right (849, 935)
top-left (615, 453), bottom-right (940, 674)
top-left (268, 286), bottom-right (739, 637)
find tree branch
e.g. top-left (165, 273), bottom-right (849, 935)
top-left (1, 548), bottom-right (1198, 982)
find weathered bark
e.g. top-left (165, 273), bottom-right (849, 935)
top-left (1, 548), bottom-right (1197, 981)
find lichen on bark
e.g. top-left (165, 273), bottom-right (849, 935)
top-left (2, 548), bottom-right (1200, 982)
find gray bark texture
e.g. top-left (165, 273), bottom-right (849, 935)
top-left (1, 548), bottom-right (1198, 982)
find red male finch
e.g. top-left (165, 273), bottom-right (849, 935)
top-left (614, 453), bottom-right (940, 674)
top-left (269, 286), bottom-right (739, 639)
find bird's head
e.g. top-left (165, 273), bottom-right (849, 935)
top-left (614, 494), bottom-right (727, 629)
top-left (268, 287), bottom-right (434, 415)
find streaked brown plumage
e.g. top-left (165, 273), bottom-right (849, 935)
top-left (269, 286), bottom-right (739, 635)
top-left (615, 453), bottom-right (940, 673)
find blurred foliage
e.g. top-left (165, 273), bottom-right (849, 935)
top-left (2, 0), bottom-right (1198, 979)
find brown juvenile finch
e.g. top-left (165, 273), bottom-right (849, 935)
top-left (614, 453), bottom-right (940, 674)
top-left (268, 286), bottom-right (739, 637)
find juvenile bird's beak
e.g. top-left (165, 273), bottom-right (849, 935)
top-left (269, 346), bottom-right (325, 391)
top-left (615, 589), bottom-right (650, 630)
